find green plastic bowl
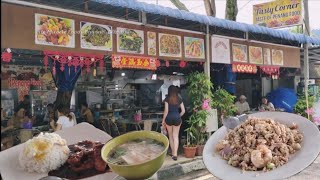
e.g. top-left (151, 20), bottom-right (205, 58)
top-left (101, 131), bottom-right (169, 180)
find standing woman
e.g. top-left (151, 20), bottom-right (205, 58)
top-left (50, 104), bottom-right (77, 131)
top-left (162, 85), bottom-right (185, 161)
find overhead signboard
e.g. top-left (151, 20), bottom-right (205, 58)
top-left (253, 0), bottom-right (302, 28)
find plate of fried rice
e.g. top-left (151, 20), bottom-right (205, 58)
top-left (203, 112), bottom-right (320, 180)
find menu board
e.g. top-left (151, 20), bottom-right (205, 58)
top-left (117, 27), bottom-right (144, 54)
top-left (147, 32), bottom-right (157, 56)
top-left (159, 33), bottom-right (182, 58)
top-left (211, 37), bottom-right (231, 64)
top-left (272, 49), bottom-right (284, 66)
top-left (249, 46), bottom-right (263, 64)
top-left (232, 43), bottom-right (248, 63)
top-left (35, 14), bottom-right (75, 48)
top-left (184, 37), bottom-right (205, 59)
top-left (80, 21), bottom-right (112, 51)
top-left (263, 48), bottom-right (271, 65)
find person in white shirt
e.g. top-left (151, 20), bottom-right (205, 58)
top-left (235, 95), bottom-right (250, 115)
top-left (50, 104), bottom-right (77, 131)
top-left (259, 97), bottom-right (275, 111)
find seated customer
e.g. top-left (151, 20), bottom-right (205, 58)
top-left (81, 102), bottom-right (94, 124)
top-left (260, 97), bottom-right (275, 111)
top-left (44, 103), bottom-right (55, 123)
top-left (50, 105), bottom-right (77, 131)
top-left (235, 95), bottom-right (250, 115)
top-left (9, 108), bottom-right (25, 129)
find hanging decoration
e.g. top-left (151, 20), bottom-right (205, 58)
top-left (1, 48), bottom-right (12, 63)
top-left (112, 54), bottom-right (157, 70)
top-left (232, 63), bottom-right (257, 74)
top-left (179, 60), bottom-right (187, 68)
top-left (43, 50), bottom-right (104, 75)
top-left (260, 66), bottom-right (280, 79)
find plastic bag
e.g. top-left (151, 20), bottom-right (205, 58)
top-left (161, 125), bottom-right (167, 135)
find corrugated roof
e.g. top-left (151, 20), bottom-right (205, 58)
top-left (94, 0), bottom-right (320, 45)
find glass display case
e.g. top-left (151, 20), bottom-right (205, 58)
top-left (1, 89), bottom-right (19, 117)
top-left (30, 90), bottom-right (57, 123)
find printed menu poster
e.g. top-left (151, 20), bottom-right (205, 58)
top-left (232, 43), bottom-right (248, 63)
top-left (117, 27), bottom-right (144, 54)
top-left (211, 37), bottom-right (231, 64)
top-left (184, 37), bottom-right (205, 59)
top-left (159, 33), bottom-right (182, 58)
top-left (80, 21), bottom-right (113, 51)
top-left (147, 32), bottom-right (157, 56)
top-left (249, 46), bottom-right (263, 64)
top-left (263, 48), bottom-right (272, 65)
top-left (272, 49), bottom-right (284, 66)
top-left (35, 14), bottom-right (75, 48)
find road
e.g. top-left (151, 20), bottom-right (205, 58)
top-left (167, 170), bottom-right (218, 180)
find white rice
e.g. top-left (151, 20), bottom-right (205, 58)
top-left (19, 132), bottom-right (70, 173)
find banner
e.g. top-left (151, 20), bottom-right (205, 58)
top-left (253, 0), bottom-right (302, 28)
top-left (232, 63), bottom-right (257, 74)
top-left (211, 37), bottom-right (231, 64)
top-left (112, 55), bottom-right (157, 70)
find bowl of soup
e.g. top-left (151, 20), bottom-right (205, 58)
top-left (101, 131), bottom-right (169, 180)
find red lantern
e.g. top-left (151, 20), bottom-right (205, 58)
top-left (179, 60), bottom-right (186, 68)
top-left (1, 52), bottom-right (12, 63)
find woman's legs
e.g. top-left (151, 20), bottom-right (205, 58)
top-left (172, 124), bottom-right (181, 157)
top-left (166, 125), bottom-right (174, 154)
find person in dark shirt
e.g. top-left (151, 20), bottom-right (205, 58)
top-left (15, 95), bottom-right (31, 117)
top-left (162, 85), bottom-right (185, 161)
top-left (44, 103), bottom-right (55, 123)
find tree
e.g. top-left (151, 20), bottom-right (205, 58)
top-left (225, 0), bottom-right (238, 21)
top-left (203, 0), bottom-right (216, 17)
top-left (169, 0), bottom-right (189, 11)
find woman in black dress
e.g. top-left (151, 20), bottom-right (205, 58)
top-left (162, 85), bottom-right (185, 160)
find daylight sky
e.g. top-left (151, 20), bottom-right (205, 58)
top-left (137, 0), bottom-right (320, 30)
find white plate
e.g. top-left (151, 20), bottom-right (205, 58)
top-left (203, 112), bottom-right (320, 180)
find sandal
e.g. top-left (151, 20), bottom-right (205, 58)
top-left (172, 156), bottom-right (177, 161)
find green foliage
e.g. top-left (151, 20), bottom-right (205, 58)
top-left (211, 88), bottom-right (237, 127)
top-left (187, 72), bottom-right (213, 110)
top-left (294, 94), bottom-right (316, 120)
top-left (185, 72), bottom-right (213, 146)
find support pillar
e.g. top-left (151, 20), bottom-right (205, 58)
top-left (205, 25), bottom-right (210, 77)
